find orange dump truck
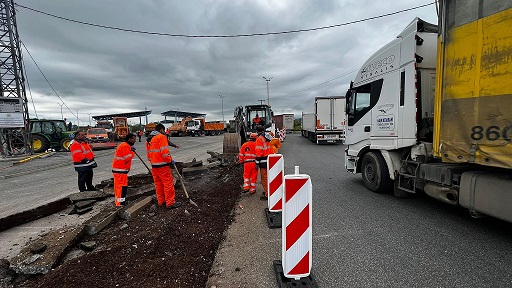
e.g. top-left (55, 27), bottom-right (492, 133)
top-left (185, 118), bottom-right (224, 136)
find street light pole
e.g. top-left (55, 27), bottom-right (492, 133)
top-left (58, 102), bottom-right (64, 120)
top-left (263, 76), bottom-right (273, 106)
top-left (218, 94), bottom-right (225, 123)
top-left (75, 109), bottom-right (79, 128)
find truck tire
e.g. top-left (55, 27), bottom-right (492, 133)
top-left (60, 138), bottom-right (71, 152)
top-left (32, 135), bottom-right (49, 153)
top-left (361, 151), bottom-right (393, 193)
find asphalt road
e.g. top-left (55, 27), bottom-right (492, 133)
top-left (281, 133), bottom-right (512, 287)
top-left (0, 135), bottom-right (223, 218)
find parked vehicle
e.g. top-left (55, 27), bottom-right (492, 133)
top-left (345, 3), bottom-right (512, 224)
top-left (113, 117), bottom-right (129, 141)
top-left (86, 128), bottom-right (117, 150)
top-left (29, 119), bottom-right (74, 153)
top-left (273, 114), bottom-right (294, 133)
top-left (144, 122), bottom-right (158, 137)
top-left (302, 97), bottom-right (345, 144)
top-left (185, 118), bottom-right (224, 136)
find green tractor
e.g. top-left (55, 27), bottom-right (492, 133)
top-left (29, 119), bottom-right (74, 153)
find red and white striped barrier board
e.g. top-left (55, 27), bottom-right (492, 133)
top-left (268, 154), bottom-right (284, 212)
top-left (282, 172), bottom-right (312, 279)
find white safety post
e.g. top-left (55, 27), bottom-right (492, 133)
top-left (267, 154), bottom-right (284, 212)
top-left (282, 168), bottom-right (312, 279)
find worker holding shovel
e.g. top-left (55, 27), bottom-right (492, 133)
top-left (146, 123), bottom-right (182, 209)
top-left (111, 133), bottom-right (137, 206)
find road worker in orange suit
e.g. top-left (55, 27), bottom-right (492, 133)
top-left (255, 125), bottom-right (274, 200)
top-left (238, 133), bottom-right (258, 194)
top-left (111, 133), bottom-right (137, 206)
top-left (269, 131), bottom-right (281, 153)
top-left (70, 131), bottom-right (98, 192)
top-left (146, 123), bottom-right (182, 209)
top-left (252, 114), bottom-right (261, 129)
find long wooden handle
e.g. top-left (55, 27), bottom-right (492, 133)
top-left (134, 150), bottom-right (152, 174)
top-left (173, 164), bottom-right (190, 199)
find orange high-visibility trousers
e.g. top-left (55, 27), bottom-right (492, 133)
top-left (151, 166), bottom-right (176, 206)
top-left (259, 167), bottom-right (268, 197)
top-left (243, 162), bottom-right (258, 194)
top-left (113, 173), bottom-right (128, 206)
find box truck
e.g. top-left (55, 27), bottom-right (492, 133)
top-left (344, 3), bottom-right (512, 223)
top-left (301, 97), bottom-right (345, 144)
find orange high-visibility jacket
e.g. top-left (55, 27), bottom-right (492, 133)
top-left (270, 138), bottom-right (281, 153)
top-left (238, 141), bottom-right (256, 164)
top-left (255, 133), bottom-right (273, 168)
top-left (112, 142), bottom-right (135, 174)
top-left (146, 132), bottom-right (173, 168)
top-left (70, 140), bottom-right (96, 172)
top-left (253, 116), bottom-right (261, 124)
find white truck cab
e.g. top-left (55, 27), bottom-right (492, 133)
top-left (345, 17), bottom-right (438, 192)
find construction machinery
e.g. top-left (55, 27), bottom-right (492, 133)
top-left (223, 104), bottom-right (274, 156)
top-left (113, 117), bottom-right (129, 141)
top-left (185, 118), bottom-right (224, 136)
top-left (29, 119), bottom-right (74, 153)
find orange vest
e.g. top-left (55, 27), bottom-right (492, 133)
top-left (146, 132), bottom-right (172, 168)
top-left (238, 141), bottom-right (256, 163)
top-left (70, 140), bottom-right (96, 172)
top-left (255, 133), bottom-right (273, 168)
top-left (253, 116), bottom-right (261, 124)
top-left (112, 142), bottom-right (135, 174)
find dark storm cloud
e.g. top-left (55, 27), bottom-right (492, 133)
top-left (15, 0), bottom-right (437, 123)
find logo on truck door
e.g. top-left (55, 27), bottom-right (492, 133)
top-left (376, 115), bottom-right (395, 130)
top-left (361, 55), bottom-right (395, 80)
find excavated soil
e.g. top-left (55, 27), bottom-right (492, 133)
top-left (14, 164), bottom-right (243, 288)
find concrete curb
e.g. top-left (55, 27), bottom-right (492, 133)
top-left (0, 198), bottom-right (71, 232)
top-left (118, 196), bottom-right (153, 220)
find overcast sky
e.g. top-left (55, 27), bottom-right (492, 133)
top-left (15, 0), bottom-right (438, 125)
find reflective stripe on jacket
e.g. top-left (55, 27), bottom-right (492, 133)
top-left (146, 132), bottom-right (172, 168)
top-left (112, 142), bottom-right (134, 174)
top-left (255, 133), bottom-right (273, 168)
top-left (238, 141), bottom-right (256, 163)
top-left (70, 141), bottom-right (96, 172)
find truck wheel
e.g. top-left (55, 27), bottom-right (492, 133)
top-left (361, 151), bottom-right (393, 193)
top-left (60, 138), bottom-right (71, 151)
top-left (32, 135), bottom-right (49, 153)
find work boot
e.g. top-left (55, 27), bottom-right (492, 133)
top-left (242, 189), bottom-right (249, 194)
top-left (260, 195), bottom-right (268, 201)
top-left (166, 201), bottom-right (182, 209)
top-left (87, 187), bottom-right (97, 191)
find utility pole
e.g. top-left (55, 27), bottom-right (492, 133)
top-left (263, 76), bottom-right (272, 106)
top-left (218, 94), bottom-right (225, 123)
top-left (75, 109), bottom-right (79, 128)
top-left (58, 102), bottom-right (64, 120)
top-left (0, 0), bottom-right (31, 157)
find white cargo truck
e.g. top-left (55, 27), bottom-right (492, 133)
top-left (345, 6), bottom-right (512, 224)
top-left (301, 96), bottom-right (345, 144)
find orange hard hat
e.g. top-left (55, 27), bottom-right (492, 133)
top-left (249, 133), bottom-right (258, 140)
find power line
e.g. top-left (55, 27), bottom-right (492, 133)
top-left (288, 69), bottom-right (358, 95)
top-left (20, 40), bottom-right (82, 121)
top-left (15, 2), bottom-right (435, 38)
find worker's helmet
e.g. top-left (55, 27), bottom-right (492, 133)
top-left (249, 133), bottom-right (258, 140)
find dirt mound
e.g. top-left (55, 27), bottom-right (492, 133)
top-left (15, 164), bottom-right (243, 288)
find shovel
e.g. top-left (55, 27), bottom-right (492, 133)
top-left (173, 164), bottom-right (198, 207)
top-left (133, 150), bottom-right (198, 207)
